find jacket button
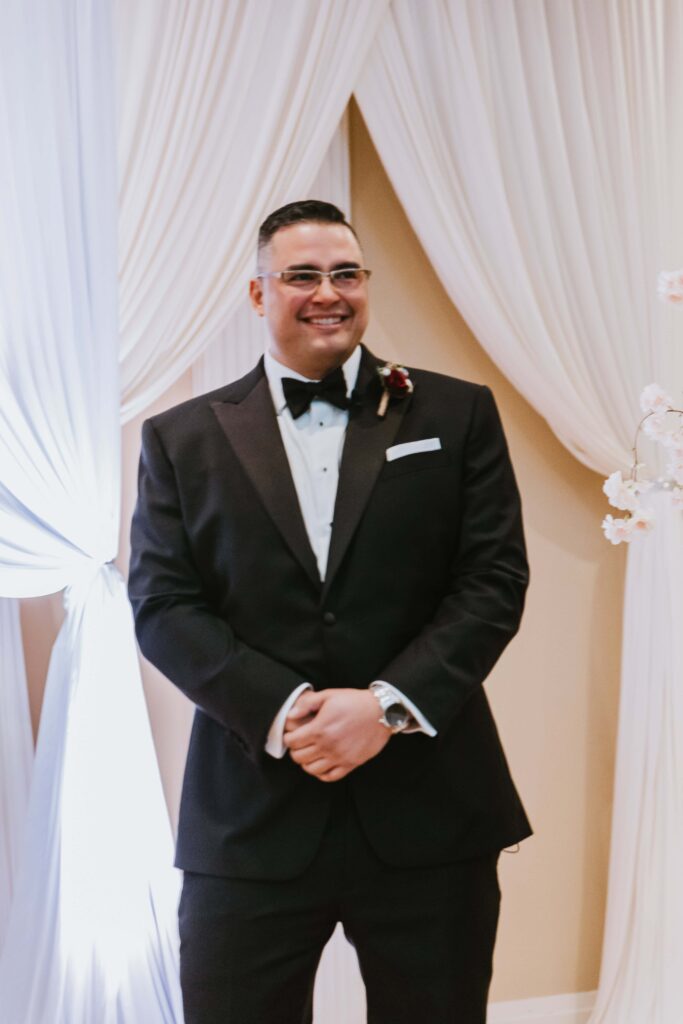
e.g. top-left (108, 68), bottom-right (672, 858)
top-left (323, 611), bottom-right (336, 626)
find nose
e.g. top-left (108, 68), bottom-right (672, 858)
top-left (312, 274), bottom-right (341, 301)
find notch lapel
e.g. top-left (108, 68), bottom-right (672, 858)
top-left (322, 350), bottom-right (411, 599)
top-left (211, 369), bottom-right (320, 589)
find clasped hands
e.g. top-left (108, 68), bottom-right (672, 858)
top-left (283, 688), bottom-right (391, 783)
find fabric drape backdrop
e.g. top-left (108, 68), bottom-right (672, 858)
top-left (193, 115), bottom-right (368, 1024)
top-left (192, 114), bottom-right (351, 395)
top-left (0, 598), bottom-right (31, 959)
top-left (4, 1), bottom-right (679, 1018)
top-left (356, 1), bottom-right (683, 1019)
top-left (1, 3), bottom-right (390, 1018)
top-left (0, 2), bottom-right (182, 1021)
top-left (116, 0), bottom-right (390, 422)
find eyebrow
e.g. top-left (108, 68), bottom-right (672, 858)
top-left (284, 261), bottom-right (362, 271)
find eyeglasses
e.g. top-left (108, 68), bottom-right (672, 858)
top-left (256, 267), bottom-right (372, 291)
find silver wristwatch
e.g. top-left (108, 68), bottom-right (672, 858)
top-left (369, 682), bottom-right (412, 734)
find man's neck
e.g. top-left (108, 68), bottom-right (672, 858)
top-left (266, 347), bottom-right (359, 382)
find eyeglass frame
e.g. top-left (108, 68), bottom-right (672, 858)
top-left (255, 267), bottom-right (372, 290)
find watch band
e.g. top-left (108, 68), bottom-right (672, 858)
top-left (369, 682), bottom-right (413, 733)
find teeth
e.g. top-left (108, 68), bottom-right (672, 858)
top-left (307, 317), bottom-right (343, 325)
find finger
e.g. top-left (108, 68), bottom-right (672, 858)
top-left (284, 711), bottom-right (316, 731)
top-left (283, 721), bottom-right (318, 748)
top-left (283, 726), bottom-right (315, 750)
top-left (288, 744), bottom-right (322, 765)
top-left (288, 692), bottom-right (326, 719)
top-left (286, 707), bottom-right (317, 721)
top-left (318, 765), bottom-right (349, 783)
top-left (301, 758), bottom-right (335, 778)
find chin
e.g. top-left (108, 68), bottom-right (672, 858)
top-left (308, 332), bottom-right (359, 358)
top-left (321, 344), bottom-right (359, 372)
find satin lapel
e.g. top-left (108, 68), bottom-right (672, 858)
top-left (322, 351), bottom-right (411, 599)
top-left (210, 374), bottom-right (320, 589)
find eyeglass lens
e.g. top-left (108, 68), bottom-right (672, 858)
top-left (281, 269), bottom-right (368, 288)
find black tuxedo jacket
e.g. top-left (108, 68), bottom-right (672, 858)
top-left (128, 346), bottom-right (532, 879)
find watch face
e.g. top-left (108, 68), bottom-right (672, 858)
top-left (385, 703), bottom-right (410, 728)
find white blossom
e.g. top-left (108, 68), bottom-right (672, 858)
top-left (657, 269), bottom-right (683, 305)
top-left (602, 514), bottom-right (635, 545)
top-left (630, 508), bottom-right (656, 534)
top-left (666, 449), bottom-right (683, 486)
top-left (642, 411), bottom-right (675, 445)
top-left (660, 424), bottom-right (683, 449)
top-left (602, 508), bottom-right (655, 545)
top-left (642, 412), bottom-right (683, 449)
top-left (602, 470), bottom-right (650, 512)
top-left (640, 383), bottom-right (674, 415)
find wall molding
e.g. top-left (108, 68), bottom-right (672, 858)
top-left (488, 990), bottom-right (596, 1024)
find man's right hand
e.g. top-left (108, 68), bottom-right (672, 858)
top-left (284, 688), bottom-right (391, 782)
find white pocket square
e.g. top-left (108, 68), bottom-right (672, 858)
top-left (385, 438), bottom-right (442, 462)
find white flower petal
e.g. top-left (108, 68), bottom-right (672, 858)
top-left (640, 383), bottom-right (674, 415)
top-left (601, 513), bottom-right (633, 545)
top-left (657, 269), bottom-right (683, 304)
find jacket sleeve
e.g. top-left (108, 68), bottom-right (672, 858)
top-left (379, 385), bottom-right (529, 735)
top-left (128, 418), bottom-right (304, 759)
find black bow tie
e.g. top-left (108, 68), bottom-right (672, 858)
top-left (281, 366), bottom-right (350, 419)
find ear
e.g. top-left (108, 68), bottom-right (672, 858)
top-left (249, 277), bottom-right (265, 316)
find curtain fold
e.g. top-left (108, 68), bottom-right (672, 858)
top-left (0, 598), bottom-right (31, 958)
top-left (117, 0), bottom-right (390, 422)
top-left (192, 113), bottom-right (352, 395)
top-left (355, 1), bottom-right (683, 1018)
top-left (356, 0), bottom-right (683, 473)
top-left (597, 488), bottom-right (683, 1020)
top-left (0, 2), bottom-right (182, 1019)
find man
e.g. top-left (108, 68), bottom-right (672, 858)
top-left (128, 200), bottom-right (531, 1024)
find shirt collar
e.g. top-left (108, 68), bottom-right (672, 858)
top-left (264, 345), bottom-right (362, 416)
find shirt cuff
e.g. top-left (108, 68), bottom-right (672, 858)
top-left (265, 682), bottom-right (312, 758)
top-left (374, 681), bottom-right (437, 736)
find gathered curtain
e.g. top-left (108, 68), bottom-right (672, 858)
top-left (0, 2), bottom-right (182, 1020)
top-left (0, 599), bottom-right (31, 958)
top-left (116, 0), bottom-right (390, 422)
top-left (356, 1), bottom-right (683, 1018)
top-left (1, 3), bottom-right (391, 1017)
top-left (192, 114), bottom-right (352, 395)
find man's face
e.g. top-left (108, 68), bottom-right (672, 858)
top-left (249, 221), bottom-right (369, 378)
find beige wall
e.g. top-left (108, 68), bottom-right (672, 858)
top-left (20, 103), bottom-right (626, 1005)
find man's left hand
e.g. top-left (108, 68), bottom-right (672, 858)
top-left (284, 688), bottom-right (390, 782)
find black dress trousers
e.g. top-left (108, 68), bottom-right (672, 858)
top-left (179, 783), bottom-right (501, 1024)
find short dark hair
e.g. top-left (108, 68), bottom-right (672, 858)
top-left (257, 200), bottom-right (358, 267)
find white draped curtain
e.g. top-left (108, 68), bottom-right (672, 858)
top-left (4, 0), bottom-right (682, 1018)
top-left (0, 2), bottom-right (182, 1021)
top-left (192, 114), bottom-right (352, 395)
top-left (116, 0), bottom-right (390, 422)
top-left (356, 1), bottom-right (683, 1019)
top-left (1, 2), bottom-right (391, 1018)
top-left (0, 599), bottom-right (31, 958)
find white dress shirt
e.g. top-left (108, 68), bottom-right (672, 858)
top-left (263, 347), bottom-right (436, 757)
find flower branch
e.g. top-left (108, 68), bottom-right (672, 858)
top-left (602, 385), bottom-right (683, 544)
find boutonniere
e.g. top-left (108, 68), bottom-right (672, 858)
top-left (376, 363), bottom-right (414, 417)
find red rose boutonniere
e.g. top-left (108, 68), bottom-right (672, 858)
top-left (376, 362), bottom-right (414, 417)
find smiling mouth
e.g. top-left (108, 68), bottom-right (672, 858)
top-left (301, 315), bottom-right (349, 326)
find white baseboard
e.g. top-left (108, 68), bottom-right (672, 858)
top-left (487, 990), bottom-right (596, 1024)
